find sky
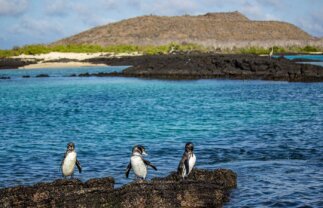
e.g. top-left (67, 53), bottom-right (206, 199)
top-left (0, 0), bottom-right (322, 49)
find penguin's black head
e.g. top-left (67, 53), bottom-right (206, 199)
top-left (67, 142), bottom-right (75, 151)
top-left (132, 145), bottom-right (147, 156)
top-left (185, 142), bottom-right (194, 152)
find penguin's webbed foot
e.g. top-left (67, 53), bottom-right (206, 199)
top-left (135, 177), bottom-right (145, 182)
top-left (180, 176), bottom-right (187, 182)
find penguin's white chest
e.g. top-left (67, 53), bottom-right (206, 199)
top-left (131, 156), bottom-right (147, 179)
top-left (62, 152), bottom-right (77, 176)
top-left (188, 154), bottom-right (196, 174)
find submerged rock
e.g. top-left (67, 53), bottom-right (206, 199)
top-left (0, 169), bottom-right (236, 208)
top-left (35, 74), bottom-right (50, 78)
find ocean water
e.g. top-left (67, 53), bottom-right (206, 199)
top-left (281, 54), bottom-right (323, 62)
top-left (0, 67), bottom-right (323, 207)
top-left (300, 62), bottom-right (323, 67)
top-left (0, 65), bottom-right (126, 78)
top-left (275, 54), bottom-right (323, 67)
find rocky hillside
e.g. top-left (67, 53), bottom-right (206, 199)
top-left (54, 12), bottom-right (315, 48)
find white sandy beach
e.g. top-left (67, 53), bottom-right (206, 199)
top-left (12, 52), bottom-right (142, 69)
top-left (13, 52), bottom-right (110, 61)
top-left (18, 62), bottom-right (107, 69)
top-left (13, 52), bottom-right (142, 61)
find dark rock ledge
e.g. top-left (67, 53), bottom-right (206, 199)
top-left (0, 169), bottom-right (236, 208)
top-left (3, 54), bottom-right (318, 82)
top-left (0, 58), bottom-right (38, 69)
top-left (83, 54), bottom-right (323, 82)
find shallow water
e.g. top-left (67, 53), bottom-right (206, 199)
top-left (0, 65), bottom-right (126, 78)
top-left (0, 68), bottom-right (322, 207)
top-left (276, 54), bottom-right (323, 62)
top-left (300, 62), bottom-right (323, 67)
top-left (284, 54), bottom-right (323, 67)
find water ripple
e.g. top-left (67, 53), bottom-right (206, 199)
top-left (0, 74), bottom-right (322, 207)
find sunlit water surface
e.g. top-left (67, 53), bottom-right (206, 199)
top-left (0, 67), bottom-right (322, 207)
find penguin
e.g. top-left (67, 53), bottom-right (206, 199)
top-left (61, 142), bottom-right (82, 178)
top-left (125, 145), bottom-right (157, 180)
top-left (178, 142), bottom-right (196, 178)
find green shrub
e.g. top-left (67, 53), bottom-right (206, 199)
top-left (236, 45), bottom-right (321, 55)
top-left (103, 45), bottom-right (139, 53)
top-left (302, 45), bottom-right (319, 52)
top-left (0, 43), bottom-right (321, 58)
top-left (273, 46), bottom-right (286, 53)
top-left (18, 45), bottom-right (51, 55)
top-left (238, 47), bottom-right (269, 55)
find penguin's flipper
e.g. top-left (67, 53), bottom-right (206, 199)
top-left (177, 153), bottom-right (189, 176)
top-left (125, 162), bottom-right (132, 178)
top-left (184, 158), bottom-right (190, 175)
top-left (76, 159), bottom-right (82, 173)
top-left (143, 159), bottom-right (157, 171)
top-left (60, 152), bottom-right (67, 176)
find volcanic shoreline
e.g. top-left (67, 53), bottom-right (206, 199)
top-left (0, 169), bottom-right (236, 208)
top-left (82, 53), bottom-right (323, 82)
top-left (1, 53), bottom-right (323, 82)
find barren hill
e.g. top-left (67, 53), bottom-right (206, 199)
top-left (54, 11), bottom-right (316, 48)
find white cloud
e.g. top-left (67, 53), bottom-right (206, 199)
top-left (0, 0), bottom-right (28, 16)
top-left (0, 33), bottom-right (7, 41)
top-left (240, 1), bottom-right (264, 19)
top-left (10, 17), bottom-right (65, 37)
top-left (239, 0), bottom-right (284, 21)
top-left (258, 0), bottom-right (283, 9)
top-left (1, 0), bottom-right (322, 49)
top-left (296, 11), bottom-right (323, 37)
top-left (135, 0), bottom-right (200, 16)
top-left (45, 0), bottom-right (70, 16)
top-left (72, 4), bottom-right (109, 27)
top-left (126, 0), bottom-right (142, 10)
top-left (99, 0), bottom-right (119, 10)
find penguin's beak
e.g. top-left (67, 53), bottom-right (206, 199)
top-left (142, 150), bottom-right (148, 156)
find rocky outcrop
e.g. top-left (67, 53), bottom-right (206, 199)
top-left (35, 74), bottom-right (50, 78)
top-left (0, 169), bottom-right (236, 208)
top-left (84, 53), bottom-right (323, 82)
top-left (0, 58), bottom-right (38, 69)
top-left (2, 53), bottom-right (322, 82)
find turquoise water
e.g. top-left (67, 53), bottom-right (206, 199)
top-left (301, 62), bottom-right (323, 67)
top-left (274, 54), bottom-right (323, 62)
top-left (274, 54), bottom-right (323, 67)
top-left (0, 67), bottom-right (323, 207)
top-left (0, 66), bottom-right (126, 78)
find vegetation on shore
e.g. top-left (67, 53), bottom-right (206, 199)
top-left (0, 43), bottom-right (206, 58)
top-left (0, 43), bottom-right (322, 58)
top-left (233, 45), bottom-right (321, 55)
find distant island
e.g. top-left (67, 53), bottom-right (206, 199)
top-left (0, 12), bottom-right (323, 82)
top-left (1, 11), bottom-right (322, 57)
top-left (54, 11), bottom-right (321, 49)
